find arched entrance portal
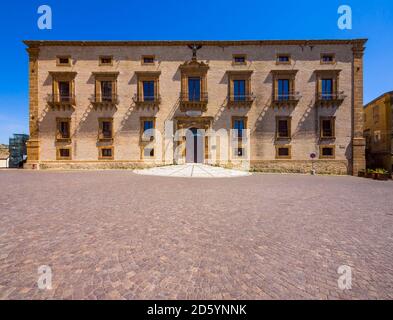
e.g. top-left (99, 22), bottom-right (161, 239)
top-left (186, 128), bottom-right (204, 163)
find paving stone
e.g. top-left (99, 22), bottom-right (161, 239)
top-left (0, 170), bottom-right (392, 299)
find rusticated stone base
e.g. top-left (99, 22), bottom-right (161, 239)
top-left (39, 161), bottom-right (163, 170)
top-left (250, 160), bottom-right (349, 175)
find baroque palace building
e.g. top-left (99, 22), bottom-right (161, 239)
top-left (24, 39), bottom-right (366, 175)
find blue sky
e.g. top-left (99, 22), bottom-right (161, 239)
top-left (0, 0), bottom-right (392, 144)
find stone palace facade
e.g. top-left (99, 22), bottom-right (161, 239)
top-left (24, 39), bottom-right (366, 174)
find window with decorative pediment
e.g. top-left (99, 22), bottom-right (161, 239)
top-left (48, 71), bottom-right (77, 109)
top-left (133, 71), bottom-right (161, 108)
top-left (271, 70), bottom-right (300, 107)
top-left (227, 70), bottom-right (254, 107)
top-left (315, 70), bottom-right (345, 107)
top-left (92, 72), bottom-right (119, 108)
top-left (179, 60), bottom-right (209, 112)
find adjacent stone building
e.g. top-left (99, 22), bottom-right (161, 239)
top-left (364, 91), bottom-right (393, 172)
top-left (24, 39), bottom-right (367, 174)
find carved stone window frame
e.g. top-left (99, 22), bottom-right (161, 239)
top-left (271, 70), bottom-right (298, 107)
top-left (140, 117), bottom-right (156, 159)
top-left (48, 71), bottom-right (77, 108)
top-left (227, 70), bottom-right (253, 106)
top-left (319, 145), bottom-right (336, 159)
top-left (275, 145), bottom-right (292, 159)
top-left (276, 53), bottom-right (292, 65)
top-left (320, 53), bottom-right (336, 65)
top-left (232, 54), bottom-right (247, 65)
top-left (275, 116), bottom-right (292, 140)
top-left (320, 116), bottom-right (336, 139)
top-left (56, 147), bottom-right (72, 160)
top-left (98, 117), bottom-right (114, 142)
top-left (135, 71), bottom-right (161, 104)
top-left (56, 56), bottom-right (72, 67)
top-left (141, 55), bottom-right (156, 65)
top-left (99, 56), bottom-right (113, 66)
top-left (98, 146), bottom-right (114, 160)
top-left (92, 72), bottom-right (119, 106)
top-left (56, 117), bottom-right (71, 142)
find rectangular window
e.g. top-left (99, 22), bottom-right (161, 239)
top-left (276, 117), bottom-right (291, 139)
top-left (141, 118), bottom-right (155, 142)
top-left (320, 118), bottom-right (335, 138)
top-left (277, 79), bottom-right (290, 100)
top-left (99, 147), bottom-right (114, 159)
top-left (233, 55), bottom-right (246, 64)
top-left (99, 56), bottom-right (113, 65)
top-left (321, 54), bottom-right (335, 64)
top-left (142, 55), bottom-right (155, 64)
top-left (233, 80), bottom-right (246, 101)
top-left (321, 79), bottom-right (333, 100)
top-left (233, 118), bottom-right (245, 138)
top-left (277, 54), bottom-right (291, 64)
top-left (320, 146), bottom-right (335, 159)
top-left (57, 147), bottom-right (71, 160)
top-left (143, 81), bottom-right (155, 101)
top-left (58, 120), bottom-right (70, 140)
top-left (58, 81), bottom-right (70, 102)
top-left (276, 146), bottom-right (291, 159)
top-left (188, 77), bottom-right (201, 101)
top-left (98, 118), bottom-right (113, 140)
top-left (101, 81), bottom-right (113, 101)
top-left (57, 56), bottom-right (71, 66)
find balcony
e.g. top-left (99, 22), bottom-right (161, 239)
top-left (227, 94), bottom-right (255, 108)
top-left (91, 94), bottom-right (119, 110)
top-left (47, 94), bottom-right (76, 110)
top-left (316, 92), bottom-right (346, 107)
top-left (133, 94), bottom-right (161, 109)
top-left (272, 92), bottom-right (301, 107)
top-left (179, 92), bottom-right (208, 112)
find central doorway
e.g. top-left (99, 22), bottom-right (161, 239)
top-left (186, 128), bottom-right (204, 163)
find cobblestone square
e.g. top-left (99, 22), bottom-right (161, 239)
top-left (0, 170), bottom-right (392, 300)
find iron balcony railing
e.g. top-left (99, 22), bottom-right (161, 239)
top-left (273, 92), bottom-right (301, 102)
top-left (317, 91), bottom-right (346, 101)
top-left (180, 92), bottom-right (208, 103)
top-left (47, 94), bottom-right (76, 105)
top-left (133, 94), bottom-right (161, 104)
top-left (228, 94), bottom-right (256, 103)
top-left (92, 93), bottom-right (119, 104)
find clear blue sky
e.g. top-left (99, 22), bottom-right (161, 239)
top-left (0, 0), bottom-right (392, 144)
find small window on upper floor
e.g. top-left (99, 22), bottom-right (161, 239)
top-left (57, 56), bottom-right (71, 66)
top-left (321, 54), bottom-right (335, 64)
top-left (142, 55), bottom-right (155, 65)
top-left (99, 56), bottom-right (113, 66)
top-left (233, 54), bottom-right (246, 65)
top-left (276, 54), bottom-right (291, 64)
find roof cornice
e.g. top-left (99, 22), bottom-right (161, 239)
top-left (23, 39), bottom-right (368, 47)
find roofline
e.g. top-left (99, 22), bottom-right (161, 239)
top-left (23, 39), bottom-right (368, 47)
top-left (364, 91), bottom-right (393, 108)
